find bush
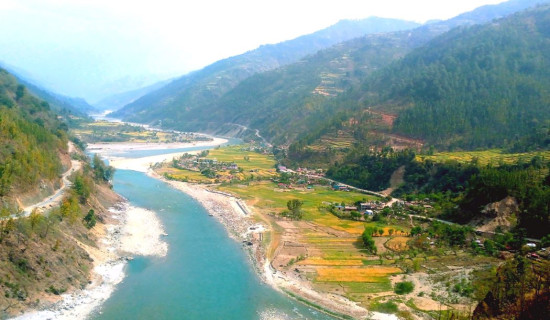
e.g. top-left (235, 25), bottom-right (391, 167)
top-left (394, 281), bottom-right (415, 294)
top-left (374, 301), bottom-right (398, 313)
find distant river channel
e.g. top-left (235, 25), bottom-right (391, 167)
top-left (90, 144), bottom-right (337, 320)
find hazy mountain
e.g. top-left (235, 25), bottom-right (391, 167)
top-left (0, 63), bottom-right (96, 116)
top-left (112, 17), bottom-right (421, 122)
top-left (94, 78), bottom-right (173, 112)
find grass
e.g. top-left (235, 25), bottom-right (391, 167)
top-left (156, 144), bottom-right (278, 182)
top-left (370, 300), bottom-right (399, 314)
top-left (218, 180), bottom-right (378, 222)
top-left (208, 145), bottom-right (277, 172)
top-left (75, 120), bottom-right (204, 143)
top-left (417, 149), bottom-right (550, 166)
top-left (158, 167), bottom-right (213, 183)
top-left (344, 280), bottom-right (393, 293)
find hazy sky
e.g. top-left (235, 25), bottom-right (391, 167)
top-left (0, 0), bottom-right (506, 101)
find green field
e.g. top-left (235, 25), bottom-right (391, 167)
top-left (218, 180), bottom-right (378, 221)
top-left (208, 145), bottom-right (277, 172)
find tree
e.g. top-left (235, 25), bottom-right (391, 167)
top-left (388, 228), bottom-right (394, 236)
top-left (362, 228), bottom-right (377, 254)
top-left (83, 209), bottom-right (96, 229)
top-left (29, 209), bottom-right (42, 231)
top-left (92, 154), bottom-right (115, 182)
top-left (411, 226), bottom-right (422, 236)
top-left (350, 211), bottom-right (361, 221)
top-left (286, 199), bottom-right (304, 220)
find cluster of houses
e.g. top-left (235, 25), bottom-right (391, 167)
top-left (174, 156), bottom-right (239, 173)
top-left (242, 144), bottom-right (271, 154)
top-left (332, 201), bottom-right (386, 216)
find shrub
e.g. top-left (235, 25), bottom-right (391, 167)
top-left (375, 301), bottom-right (398, 313)
top-left (394, 281), bottom-right (415, 294)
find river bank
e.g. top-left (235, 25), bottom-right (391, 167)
top-left (28, 135), bottom-right (390, 320)
top-left (13, 200), bottom-right (168, 320)
top-left (152, 173), bottom-right (373, 319)
top-left (90, 138), bottom-right (378, 319)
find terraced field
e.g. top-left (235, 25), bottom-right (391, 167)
top-left (418, 149), bottom-right (550, 166)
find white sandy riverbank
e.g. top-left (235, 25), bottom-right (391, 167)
top-left (88, 137), bottom-right (227, 173)
top-left (87, 137), bottom-right (227, 152)
top-left (13, 202), bottom-right (167, 320)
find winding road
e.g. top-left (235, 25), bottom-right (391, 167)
top-left (21, 159), bottom-right (81, 217)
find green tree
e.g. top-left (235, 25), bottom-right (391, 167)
top-left (29, 209), bottom-right (42, 231)
top-left (286, 199), bottom-right (304, 220)
top-left (410, 226), bottom-right (422, 236)
top-left (362, 228), bottom-right (377, 254)
top-left (83, 209), bottom-right (96, 229)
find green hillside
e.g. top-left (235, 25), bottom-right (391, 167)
top-left (113, 0), bottom-right (547, 145)
top-left (0, 68), bottom-right (68, 198)
top-left (361, 5), bottom-right (550, 150)
top-left (288, 3), bottom-right (550, 167)
top-left (112, 17), bottom-right (421, 126)
top-left (201, 0), bottom-right (550, 145)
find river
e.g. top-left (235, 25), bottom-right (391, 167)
top-left (90, 146), bottom-right (337, 320)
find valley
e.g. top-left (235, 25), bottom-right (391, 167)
top-left (1, 0), bottom-right (550, 319)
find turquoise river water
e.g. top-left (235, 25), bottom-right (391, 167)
top-left (90, 149), bottom-right (337, 319)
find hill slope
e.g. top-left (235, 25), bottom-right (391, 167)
top-left (114, 0), bottom-right (548, 143)
top-left (112, 17), bottom-right (421, 124)
top-left (0, 68), bottom-right (69, 201)
top-left (356, 4), bottom-right (550, 150)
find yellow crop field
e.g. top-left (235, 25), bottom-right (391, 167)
top-left (316, 266), bottom-right (401, 282)
top-left (385, 237), bottom-right (410, 251)
top-left (298, 258), bottom-right (363, 266)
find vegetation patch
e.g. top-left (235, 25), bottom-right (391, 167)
top-left (394, 281), bottom-right (415, 294)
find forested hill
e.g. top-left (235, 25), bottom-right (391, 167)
top-left (116, 0), bottom-right (549, 146)
top-left (111, 17), bottom-right (420, 125)
top-left (0, 68), bottom-right (68, 200)
top-left (285, 3), bottom-right (550, 166)
top-left (181, 0), bottom-right (549, 144)
top-left (357, 4), bottom-right (550, 150)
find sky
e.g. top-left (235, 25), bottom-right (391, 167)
top-left (0, 0), bottom-right (506, 102)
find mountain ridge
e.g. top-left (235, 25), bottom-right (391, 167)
top-left (111, 17), bottom-right (421, 122)
top-left (114, 0), bottom-right (550, 148)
